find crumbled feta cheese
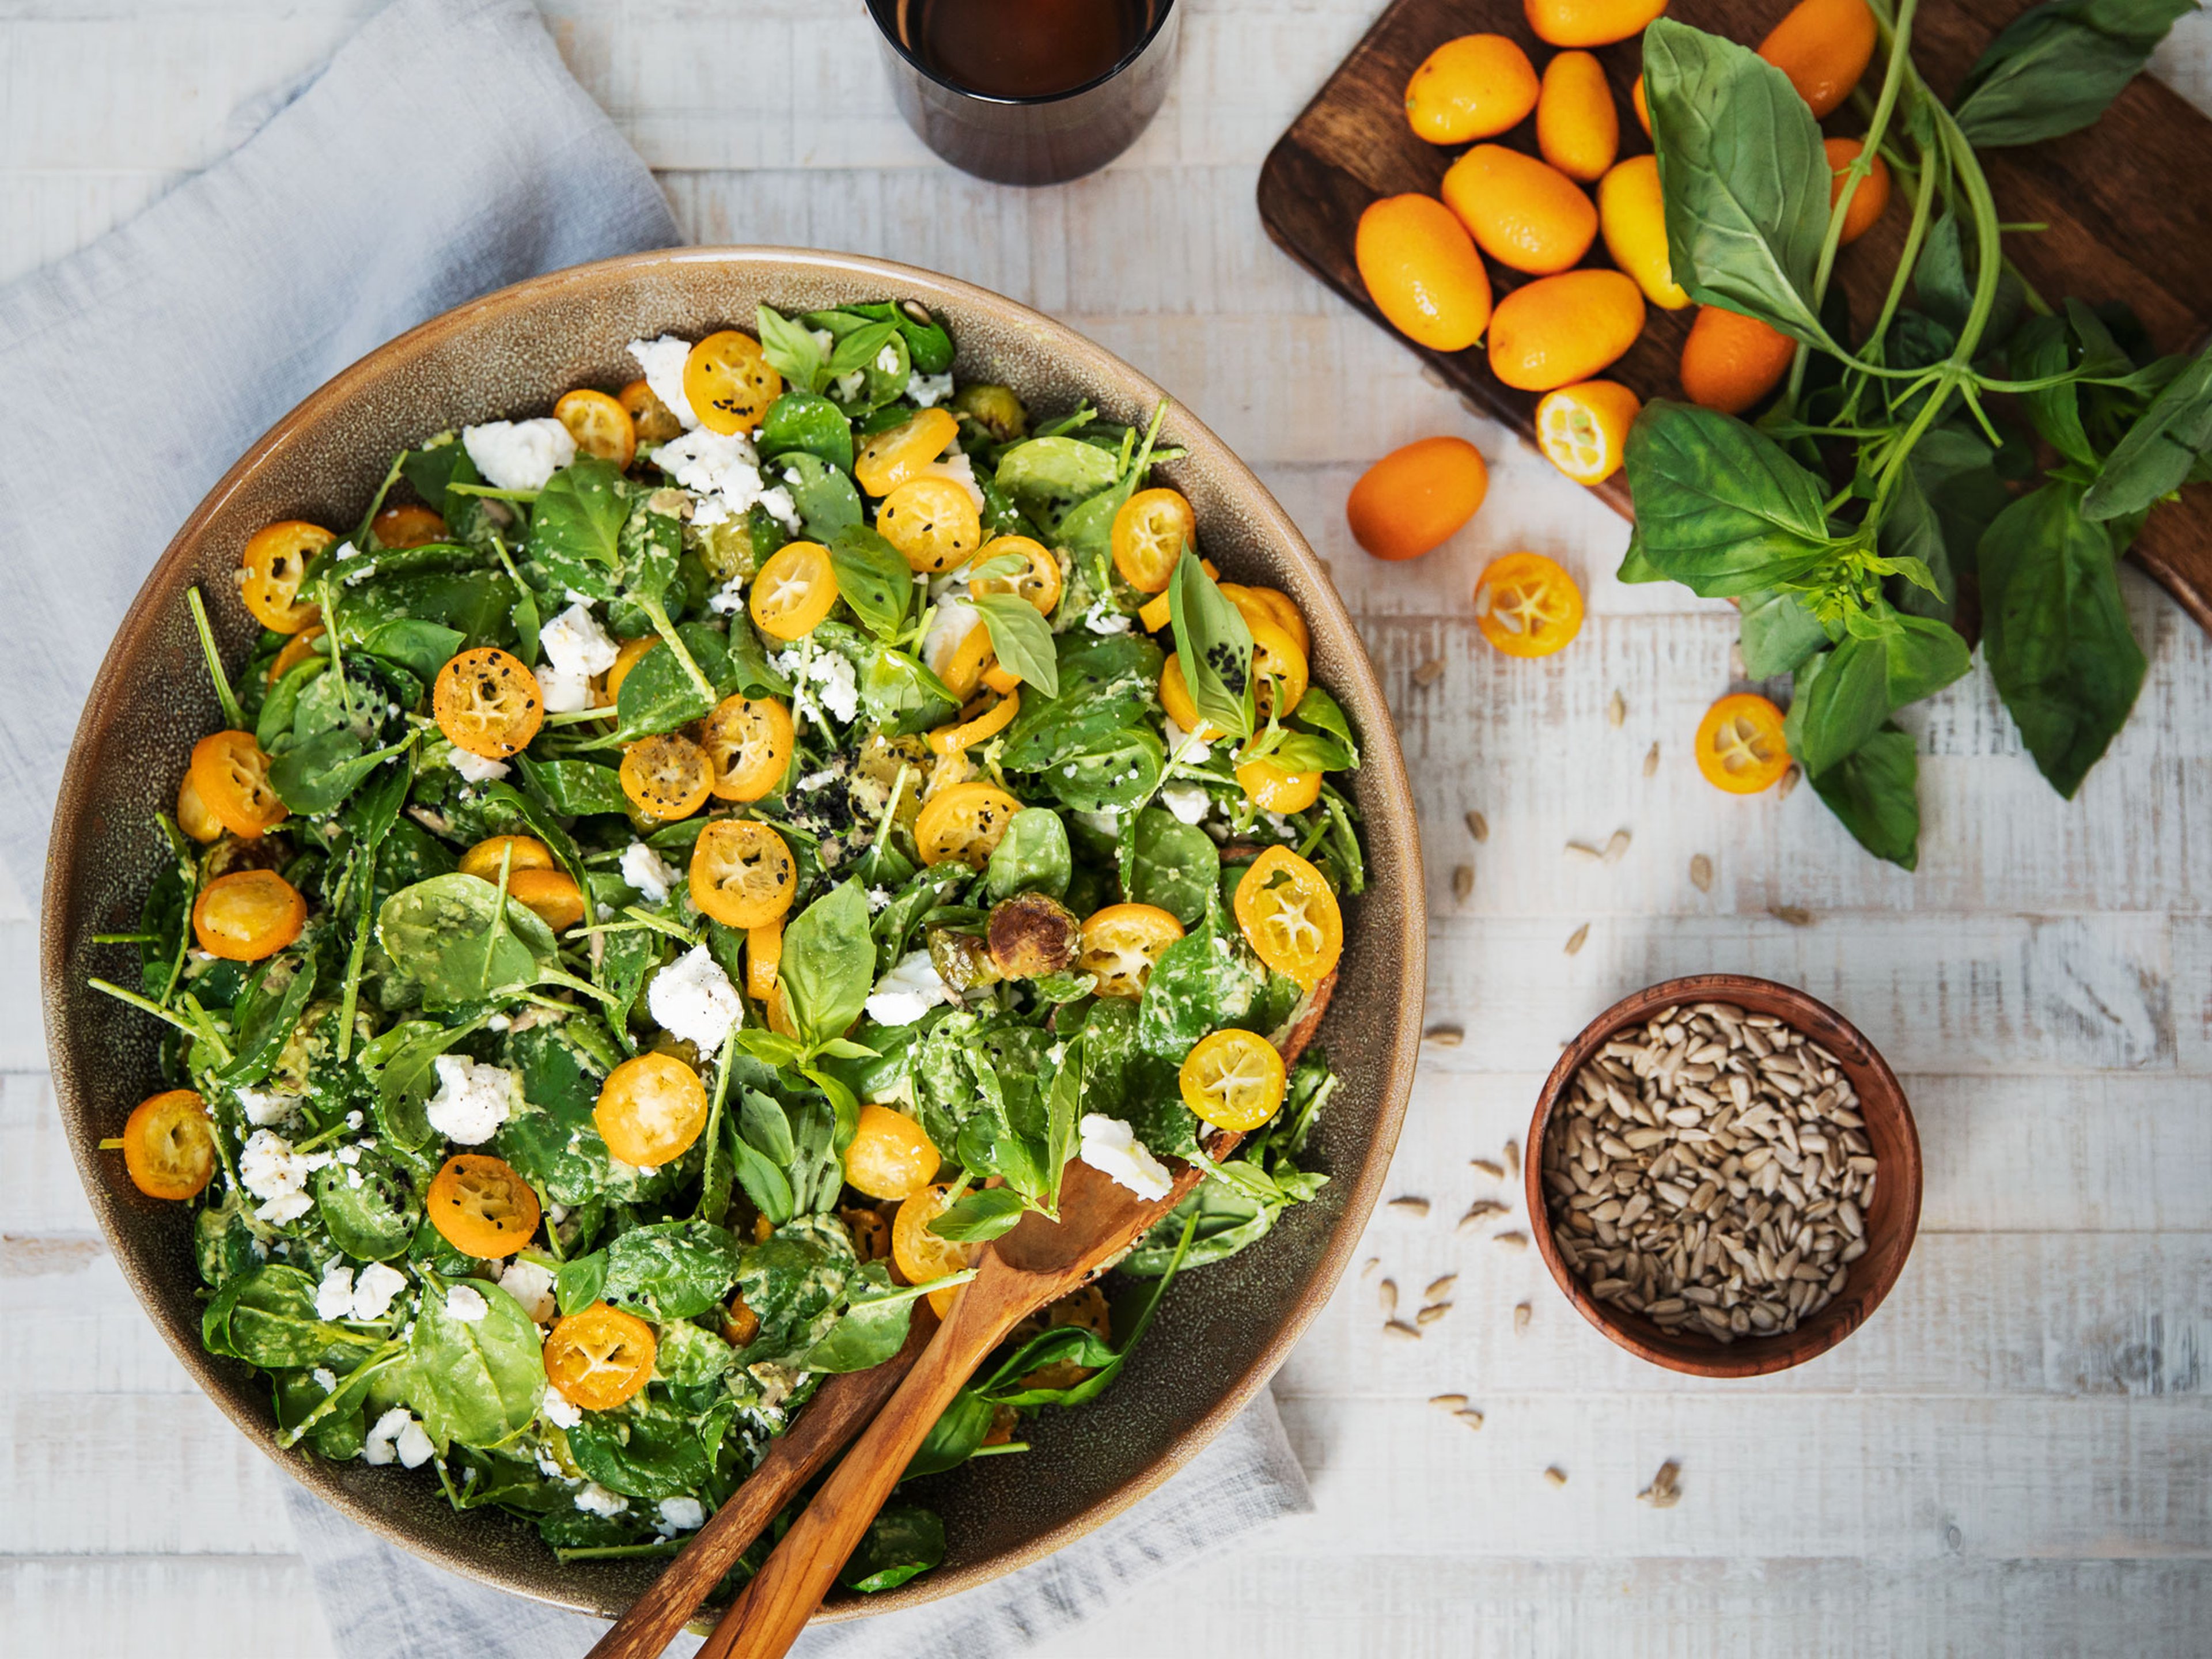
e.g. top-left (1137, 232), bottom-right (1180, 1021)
top-left (236, 1087), bottom-right (301, 1127)
top-left (574, 1480), bottom-right (630, 1517)
top-left (312, 1368), bottom-right (339, 1392)
top-left (647, 944), bottom-right (744, 1056)
top-left (448, 748), bottom-right (510, 785)
top-left (794, 649), bottom-right (860, 725)
top-left (314, 1263), bottom-right (356, 1321)
top-left (540, 1385), bottom-right (583, 1429)
top-left (363, 1407), bottom-right (412, 1466)
top-left (866, 885), bottom-right (892, 913)
top-left (627, 335), bottom-right (700, 428)
top-left (831, 369), bottom-right (866, 402)
top-left (1079, 1114), bottom-right (1174, 1200)
top-left (238, 1130), bottom-right (331, 1225)
top-left (1084, 597), bottom-right (1132, 635)
top-left (707, 573), bottom-right (748, 616)
top-left (620, 841), bottom-right (677, 904)
top-left (1263, 811), bottom-right (1298, 836)
top-left (921, 600), bottom-right (981, 680)
top-left (540, 602), bottom-right (619, 678)
top-left (335, 1144), bottom-right (361, 1166)
top-left (1075, 808), bottom-right (1120, 836)
top-left (345, 1111), bottom-right (363, 1130)
top-left (865, 950), bottom-right (957, 1027)
top-left (657, 1496), bottom-right (707, 1535)
top-left (1164, 717), bottom-right (1212, 765)
top-left (1160, 783), bottom-right (1211, 825)
top-left (335, 540), bottom-right (366, 560)
top-left (395, 1418), bottom-right (437, 1468)
top-left (537, 665), bottom-right (593, 714)
top-left (462, 418), bottom-right (577, 492)
top-left (499, 1259), bottom-right (558, 1324)
top-left (650, 425), bottom-right (755, 495)
top-left (797, 768), bottom-right (839, 793)
top-left (874, 344), bottom-right (902, 374)
top-left (925, 450), bottom-right (986, 512)
top-left (424, 1054), bottom-right (515, 1145)
top-left (908, 370), bottom-right (955, 407)
top-left (444, 1283), bottom-right (489, 1324)
top-left (351, 1261), bottom-right (409, 1321)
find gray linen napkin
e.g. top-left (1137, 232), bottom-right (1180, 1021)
top-left (7, 0), bottom-right (1313, 1649)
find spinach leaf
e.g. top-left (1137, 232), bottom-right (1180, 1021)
top-left (1978, 482), bottom-right (2147, 796)
top-left (1620, 402), bottom-right (1835, 596)
top-left (776, 451), bottom-right (864, 540)
top-left (1048, 726), bottom-right (1166, 815)
top-left (971, 592), bottom-right (1059, 698)
top-left (271, 732), bottom-right (411, 817)
top-left (653, 1319), bottom-right (735, 1387)
top-left (2082, 340), bottom-right (2212, 523)
top-left (495, 1022), bottom-right (617, 1205)
top-left (314, 1147), bottom-right (423, 1263)
top-left (336, 573), bottom-right (512, 658)
top-left (365, 618), bottom-right (468, 685)
top-left (828, 524), bottom-right (914, 640)
top-left (203, 1264), bottom-right (386, 1370)
top-left (257, 657), bottom-right (327, 751)
top-left (1166, 551), bottom-right (1253, 740)
top-left (779, 881), bottom-right (876, 1046)
top-left (927, 1187), bottom-right (1028, 1242)
top-left (756, 304), bottom-right (828, 395)
top-left (798, 1260), bottom-right (921, 1372)
top-left (727, 1089), bottom-right (798, 1225)
top-left (1953, 0), bottom-right (2193, 148)
top-left (1737, 587), bottom-right (1832, 677)
top-left (555, 1251), bottom-right (608, 1319)
top-left (1810, 724), bottom-right (1922, 869)
top-left (376, 873), bottom-right (559, 1005)
top-left (356, 1012), bottom-right (497, 1152)
top-left (756, 391), bottom-right (855, 473)
top-left (1122, 1178), bottom-right (1276, 1276)
top-left (610, 623), bottom-right (737, 739)
top-left (1264, 730), bottom-right (1354, 774)
top-left (566, 1392), bottom-right (711, 1500)
top-left (984, 807), bottom-right (1073, 902)
top-left (989, 435), bottom-right (1123, 530)
top-left (734, 1215), bottom-right (857, 1364)
top-left (837, 1502), bottom-right (944, 1594)
top-left (407, 1279), bottom-right (546, 1449)
top-left (1137, 911), bottom-right (1263, 1059)
top-left (976, 1209), bottom-right (1199, 1407)
top-left (526, 454), bottom-right (629, 601)
top-left (1127, 807), bottom-right (1219, 926)
top-left (1644, 17), bottom-right (1835, 347)
top-left (602, 1221), bottom-right (740, 1320)
top-left (1000, 632), bottom-right (1164, 772)
top-left (902, 1387), bottom-right (994, 1481)
top-left (515, 756), bottom-right (628, 817)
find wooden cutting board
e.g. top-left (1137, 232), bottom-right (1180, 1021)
top-left (1257, 0), bottom-right (2212, 634)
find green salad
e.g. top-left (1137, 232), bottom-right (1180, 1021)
top-left (96, 300), bottom-right (1363, 1592)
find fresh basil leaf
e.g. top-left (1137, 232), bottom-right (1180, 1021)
top-left (1622, 401), bottom-right (1836, 596)
top-left (1263, 730), bottom-right (1354, 774)
top-left (1784, 615), bottom-right (1968, 778)
top-left (927, 1187), bottom-right (1028, 1241)
top-left (1287, 685), bottom-right (1359, 767)
top-left (757, 390), bottom-right (855, 474)
top-left (1165, 550), bottom-right (1253, 740)
top-left (970, 592), bottom-right (1060, 698)
top-left (779, 881), bottom-right (876, 1046)
top-left (902, 1387), bottom-right (994, 1481)
top-left (827, 319), bottom-right (902, 378)
top-left (1912, 210), bottom-right (1974, 334)
top-left (514, 756), bottom-right (628, 817)
top-left (755, 304), bottom-right (828, 395)
top-left (1738, 587), bottom-right (1832, 677)
top-left (1876, 468), bottom-right (1955, 626)
top-left (1979, 482), bottom-right (2147, 796)
top-left (859, 647), bottom-right (960, 736)
top-left (984, 807), bottom-right (1073, 902)
top-left (1644, 17), bottom-right (1834, 349)
top-left (2082, 340), bottom-right (2212, 522)
top-left (526, 454), bottom-right (628, 601)
top-left (1043, 1031), bottom-right (1083, 1210)
top-left (1810, 724), bottom-right (1921, 870)
top-left (1954, 0), bottom-right (2193, 147)
top-left (799, 1261), bottom-right (918, 1373)
top-left (728, 1133), bottom-right (795, 1226)
top-left (828, 524), bottom-right (913, 640)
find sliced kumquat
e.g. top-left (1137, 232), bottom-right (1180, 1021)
top-left (892, 1184), bottom-right (979, 1318)
top-left (1535, 381), bottom-right (1642, 486)
top-left (555, 388), bottom-right (638, 468)
top-left (926, 690), bottom-right (1020, 756)
top-left (434, 647), bottom-right (544, 759)
top-left (509, 868), bottom-right (586, 933)
top-left (1158, 654), bottom-right (1229, 743)
top-left (594, 1052), bottom-right (710, 1167)
top-left (192, 869), bottom-right (306, 963)
top-left (878, 477), bottom-right (982, 573)
top-left (1695, 694), bottom-right (1793, 794)
top-left (967, 535), bottom-right (1062, 616)
top-left (618, 378), bottom-right (684, 445)
top-left (458, 835), bottom-right (555, 882)
top-left (176, 772), bottom-right (224, 843)
top-left (266, 624), bottom-right (327, 687)
top-left (1236, 757), bottom-right (1324, 813)
top-left (426, 1153), bottom-right (541, 1258)
top-left (1232, 845), bottom-right (1343, 988)
top-left (188, 730), bottom-right (289, 838)
top-left (1077, 903), bottom-right (1187, 999)
top-left (700, 695), bottom-right (795, 801)
top-left (1472, 552), bottom-right (1584, 657)
top-left (1180, 1028), bottom-right (1288, 1132)
top-left (689, 819), bottom-right (798, 927)
top-left (119, 1089), bottom-right (216, 1202)
top-left (370, 504), bottom-right (446, 550)
top-left (745, 918), bottom-right (782, 1001)
top-left (683, 330), bottom-right (782, 435)
top-left (749, 541), bottom-right (839, 641)
top-left (914, 781), bottom-right (1023, 868)
top-left (620, 732), bottom-right (715, 821)
top-left (240, 520), bottom-right (335, 633)
top-left (855, 408), bottom-right (960, 497)
top-left (1111, 488), bottom-right (1196, 594)
top-left (843, 1105), bottom-right (942, 1202)
top-left (543, 1302), bottom-right (657, 1411)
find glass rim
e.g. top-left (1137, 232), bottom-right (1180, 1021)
top-left (864, 0), bottom-right (1176, 108)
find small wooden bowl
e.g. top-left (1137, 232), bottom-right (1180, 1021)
top-left (1524, 974), bottom-right (1922, 1378)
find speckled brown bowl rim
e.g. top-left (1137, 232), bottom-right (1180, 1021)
top-left (40, 248), bottom-right (1425, 1623)
top-left (1522, 973), bottom-right (1922, 1380)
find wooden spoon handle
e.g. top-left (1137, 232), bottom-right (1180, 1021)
top-left (582, 1310), bottom-right (934, 1659)
top-left (697, 1270), bottom-right (1033, 1659)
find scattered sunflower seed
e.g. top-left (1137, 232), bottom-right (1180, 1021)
top-left (1513, 1301), bottom-right (1532, 1335)
top-left (1456, 1407), bottom-right (1486, 1430)
top-left (1565, 923), bottom-right (1590, 956)
top-left (1360, 1256), bottom-right (1381, 1279)
top-left (1382, 1319), bottom-right (1422, 1341)
top-left (1388, 1196), bottom-right (1433, 1217)
top-left (1604, 828), bottom-right (1632, 864)
top-left (1416, 1302), bottom-right (1452, 1325)
top-left (1465, 809), bottom-right (1489, 842)
top-left (1425, 1023), bottom-right (1465, 1047)
top-left (1494, 1230), bottom-right (1529, 1251)
top-left (1643, 741), bottom-right (1661, 778)
top-left (1769, 904), bottom-right (1816, 927)
top-left (1565, 840), bottom-right (1604, 862)
top-left (1503, 1138), bottom-right (1521, 1178)
top-left (1690, 854), bottom-right (1714, 892)
top-left (1458, 1200), bottom-right (1509, 1231)
top-left (1413, 657), bottom-right (1444, 688)
top-left (1421, 363), bottom-right (1449, 389)
top-left (1729, 641), bottom-right (1747, 678)
top-left (1608, 690), bottom-right (1626, 728)
top-left (1429, 1393), bottom-right (1469, 1413)
top-left (1469, 1158), bottom-right (1505, 1180)
top-left (1776, 763), bottom-right (1801, 800)
top-left (1425, 1274), bottom-right (1459, 1302)
top-left (1638, 1460), bottom-right (1683, 1508)
top-left (1453, 864), bottom-right (1475, 902)
top-left (1378, 1279), bottom-right (1399, 1316)
top-left (1544, 1466), bottom-right (1569, 1488)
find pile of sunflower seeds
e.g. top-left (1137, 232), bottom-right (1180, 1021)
top-left (1540, 1001), bottom-right (1876, 1343)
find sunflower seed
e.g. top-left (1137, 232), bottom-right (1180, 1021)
top-left (1608, 690), bottom-right (1626, 728)
top-left (1426, 1275), bottom-right (1459, 1302)
top-left (1566, 840), bottom-right (1604, 862)
top-left (1504, 1138), bottom-right (1521, 1178)
top-left (1604, 828), bottom-right (1632, 864)
top-left (1513, 1301), bottom-right (1532, 1335)
top-left (1425, 1023), bottom-right (1465, 1047)
top-left (1453, 864), bottom-right (1475, 902)
top-left (1388, 1196), bottom-right (1431, 1217)
top-left (1459, 1200), bottom-right (1510, 1232)
top-left (1378, 1279), bottom-right (1398, 1316)
top-left (1776, 763), bottom-right (1801, 800)
top-left (1456, 1407), bottom-right (1485, 1429)
top-left (1360, 1256), bottom-right (1380, 1279)
top-left (1565, 923), bottom-right (1590, 955)
top-left (1494, 1230), bottom-right (1529, 1251)
top-left (1417, 1302), bottom-right (1451, 1325)
top-left (1382, 1319), bottom-right (1422, 1341)
top-left (1544, 1466), bottom-right (1569, 1488)
top-left (1769, 904), bottom-right (1816, 927)
top-left (1430, 1393), bottom-right (1469, 1412)
top-left (1465, 809), bottom-right (1489, 842)
top-left (1643, 741), bottom-right (1661, 777)
top-left (1690, 854), bottom-right (1713, 892)
top-left (1469, 1158), bottom-right (1505, 1179)
top-left (1413, 657), bottom-right (1444, 688)
top-left (1638, 1460), bottom-right (1682, 1508)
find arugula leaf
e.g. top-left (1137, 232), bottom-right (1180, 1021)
top-left (1621, 402), bottom-right (1836, 596)
top-left (1810, 724), bottom-right (1922, 869)
top-left (1644, 18), bottom-right (1835, 349)
top-left (755, 304), bottom-right (828, 395)
top-left (2082, 340), bottom-right (2212, 522)
top-left (828, 524), bottom-right (914, 640)
top-left (964, 592), bottom-right (1055, 699)
top-left (1165, 550), bottom-right (1254, 740)
top-left (1954, 0), bottom-right (2193, 148)
top-left (778, 881), bottom-right (876, 1047)
top-left (1979, 482), bottom-right (2147, 796)
top-left (526, 454), bottom-right (629, 601)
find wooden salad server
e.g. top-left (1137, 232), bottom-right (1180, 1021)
top-left (582, 1310), bottom-right (937, 1659)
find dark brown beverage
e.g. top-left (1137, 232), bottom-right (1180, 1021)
top-left (899, 0), bottom-right (1153, 100)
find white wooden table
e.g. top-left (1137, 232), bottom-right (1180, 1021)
top-left (6, 2), bottom-right (2211, 1652)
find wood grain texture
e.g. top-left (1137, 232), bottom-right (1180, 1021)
top-left (1256, 0), bottom-right (2212, 630)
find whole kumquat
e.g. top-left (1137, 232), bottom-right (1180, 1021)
top-left (1758, 0), bottom-right (1877, 118)
top-left (1441, 145), bottom-right (1599, 276)
top-left (1679, 305), bottom-right (1797, 415)
top-left (843, 1104), bottom-right (941, 1202)
top-left (1695, 694), bottom-right (1793, 793)
top-left (1597, 156), bottom-right (1691, 309)
top-left (1472, 552), bottom-right (1584, 657)
top-left (370, 503), bottom-right (446, 549)
top-left (1525, 0), bottom-right (1669, 48)
top-left (1346, 435), bottom-right (1488, 562)
top-left (1355, 194), bottom-right (1493, 353)
top-left (1403, 34), bottom-right (1540, 144)
top-left (1535, 380), bottom-right (1642, 486)
top-left (1632, 74), bottom-right (1649, 134)
top-left (1487, 270), bottom-right (1646, 392)
top-left (1824, 137), bottom-right (1892, 244)
top-left (1536, 50), bottom-right (1620, 183)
